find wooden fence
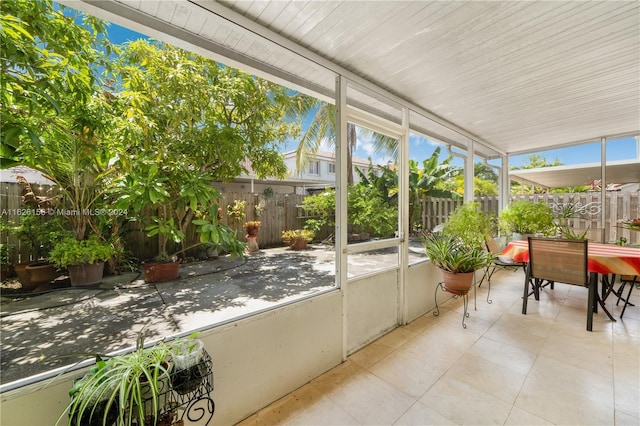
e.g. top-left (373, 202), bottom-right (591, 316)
top-left (423, 192), bottom-right (640, 244)
top-left (2, 180), bottom-right (638, 264)
top-left (0, 183), bottom-right (307, 262)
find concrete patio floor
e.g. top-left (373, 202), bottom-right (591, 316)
top-left (0, 243), bottom-right (426, 386)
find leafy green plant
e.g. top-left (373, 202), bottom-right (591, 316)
top-left (442, 202), bottom-right (495, 250)
top-left (60, 337), bottom-right (172, 426)
top-left (499, 200), bottom-right (555, 235)
top-left (0, 243), bottom-right (11, 264)
top-left (281, 229), bottom-right (314, 244)
top-left (423, 233), bottom-right (492, 273)
top-left (11, 214), bottom-right (64, 260)
top-left (226, 200), bottom-right (246, 225)
top-left (49, 236), bottom-right (115, 268)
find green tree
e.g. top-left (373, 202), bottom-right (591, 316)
top-left (110, 40), bottom-right (299, 257)
top-left (0, 0), bottom-right (111, 166)
top-left (287, 95), bottom-right (397, 184)
top-left (409, 147), bottom-right (460, 228)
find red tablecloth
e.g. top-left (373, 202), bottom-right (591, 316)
top-left (502, 240), bottom-right (640, 277)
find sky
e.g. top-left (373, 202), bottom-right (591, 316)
top-left (95, 13), bottom-right (639, 171)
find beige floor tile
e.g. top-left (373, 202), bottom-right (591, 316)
top-left (614, 410), bottom-right (640, 426)
top-left (504, 406), bottom-right (554, 425)
top-left (446, 353), bottom-right (527, 404)
top-left (528, 355), bottom-right (614, 406)
top-left (349, 340), bottom-right (395, 369)
top-left (393, 401), bottom-right (456, 425)
top-left (515, 373), bottom-right (614, 425)
top-left (369, 350), bottom-right (444, 399)
top-left (420, 375), bottom-right (513, 425)
top-left (235, 271), bottom-right (636, 426)
top-left (615, 378), bottom-right (640, 418)
top-left (467, 335), bottom-right (538, 376)
top-left (286, 395), bottom-right (361, 426)
top-left (236, 385), bottom-right (330, 426)
top-left (324, 369), bottom-right (416, 425)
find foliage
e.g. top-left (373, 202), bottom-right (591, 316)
top-left (281, 229), bottom-right (314, 243)
top-left (49, 236), bottom-right (115, 268)
top-left (0, 0), bottom-right (112, 167)
top-left (0, 243), bottom-right (10, 264)
top-left (408, 147), bottom-right (460, 227)
top-left (286, 94), bottom-right (397, 185)
top-left (347, 185), bottom-right (398, 238)
top-left (499, 200), bottom-right (555, 235)
top-left (10, 214), bottom-right (63, 259)
top-left (442, 202), bottom-right (495, 250)
top-left (243, 221), bottom-right (261, 233)
top-left (106, 39), bottom-right (298, 259)
top-left (558, 227), bottom-right (589, 240)
top-left (302, 185), bottom-right (397, 238)
top-left (191, 205), bottom-right (246, 259)
top-left (423, 232), bottom-right (492, 273)
top-left (226, 200), bottom-right (247, 224)
top-left (60, 337), bottom-right (171, 426)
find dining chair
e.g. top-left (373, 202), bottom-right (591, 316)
top-left (615, 275), bottom-right (638, 318)
top-left (478, 235), bottom-right (526, 303)
top-left (522, 237), bottom-right (593, 329)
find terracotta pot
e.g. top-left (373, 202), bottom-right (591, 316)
top-left (25, 262), bottom-right (58, 287)
top-left (68, 262), bottom-right (105, 287)
top-left (289, 238), bottom-right (308, 250)
top-left (14, 262), bottom-right (36, 290)
top-left (246, 229), bottom-right (258, 237)
top-left (246, 236), bottom-right (259, 252)
top-left (142, 260), bottom-right (180, 283)
top-left (441, 270), bottom-right (474, 295)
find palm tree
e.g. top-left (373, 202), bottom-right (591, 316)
top-left (287, 95), bottom-right (395, 184)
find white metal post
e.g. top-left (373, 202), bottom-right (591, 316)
top-left (336, 75), bottom-right (349, 361)
top-left (398, 108), bottom-right (410, 325)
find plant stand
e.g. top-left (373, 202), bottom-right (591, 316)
top-left (145, 350), bottom-right (215, 425)
top-left (433, 282), bottom-right (470, 329)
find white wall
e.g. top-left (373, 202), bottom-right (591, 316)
top-left (0, 261), bottom-right (448, 426)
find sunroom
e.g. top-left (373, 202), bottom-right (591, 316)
top-left (1, 1), bottom-right (639, 425)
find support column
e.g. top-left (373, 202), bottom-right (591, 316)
top-left (398, 108), bottom-right (410, 325)
top-left (464, 139), bottom-right (475, 203)
top-left (336, 75), bottom-right (349, 361)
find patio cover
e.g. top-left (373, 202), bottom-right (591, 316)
top-left (59, 0), bottom-right (640, 159)
top-left (509, 159), bottom-right (640, 189)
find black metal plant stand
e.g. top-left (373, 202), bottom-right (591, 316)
top-left (434, 282), bottom-right (470, 329)
top-left (144, 350), bottom-right (215, 425)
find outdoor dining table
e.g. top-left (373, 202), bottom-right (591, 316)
top-left (502, 240), bottom-right (640, 328)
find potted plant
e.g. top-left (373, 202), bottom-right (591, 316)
top-left (49, 236), bottom-right (115, 287)
top-left (244, 221), bottom-right (261, 253)
top-left (441, 202), bottom-right (495, 250)
top-left (281, 229), bottom-right (314, 250)
top-left (10, 214), bottom-right (63, 289)
top-left (499, 200), bottom-right (555, 239)
top-left (60, 337), bottom-right (173, 426)
top-left (423, 232), bottom-right (493, 295)
top-left (168, 333), bottom-right (207, 395)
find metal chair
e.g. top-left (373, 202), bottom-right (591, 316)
top-left (615, 275), bottom-right (638, 318)
top-left (478, 235), bottom-right (526, 303)
top-left (522, 237), bottom-right (596, 331)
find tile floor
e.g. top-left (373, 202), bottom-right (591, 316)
top-left (237, 270), bottom-right (640, 425)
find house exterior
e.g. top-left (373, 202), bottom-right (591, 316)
top-left (217, 150), bottom-right (381, 195)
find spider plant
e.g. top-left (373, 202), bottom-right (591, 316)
top-left (60, 336), bottom-right (172, 426)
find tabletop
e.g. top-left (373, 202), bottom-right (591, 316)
top-left (502, 240), bottom-right (640, 277)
